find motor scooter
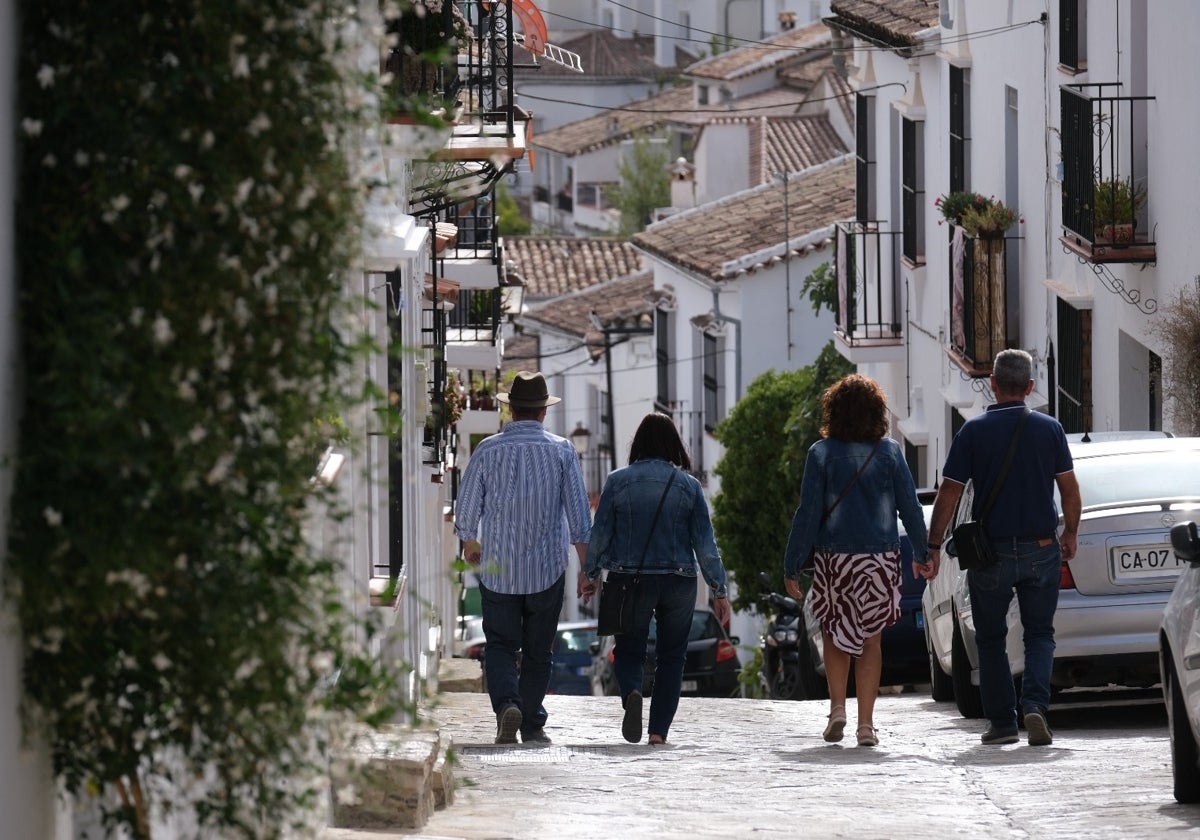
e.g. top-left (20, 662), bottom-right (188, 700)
top-left (760, 586), bottom-right (804, 700)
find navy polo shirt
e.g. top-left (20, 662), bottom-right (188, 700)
top-left (942, 401), bottom-right (1074, 540)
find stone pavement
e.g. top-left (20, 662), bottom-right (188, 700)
top-left (324, 691), bottom-right (1200, 839)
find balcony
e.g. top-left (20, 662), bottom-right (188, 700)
top-left (947, 227), bottom-right (1022, 375)
top-left (388, 0), bottom-right (531, 216)
top-left (833, 221), bottom-right (905, 364)
top-left (1060, 83), bottom-right (1156, 264)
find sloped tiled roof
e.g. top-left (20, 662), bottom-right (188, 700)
top-left (533, 82), bottom-right (811, 157)
top-left (521, 271), bottom-right (654, 337)
top-left (685, 22), bottom-right (831, 81)
top-left (827, 0), bottom-right (940, 48)
top-left (701, 113), bottom-right (849, 186)
top-left (802, 68), bottom-right (855, 129)
top-left (631, 157), bottom-right (855, 282)
top-left (513, 30), bottom-right (691, 79)
top-left (503, 236), bottom-right (645, 299)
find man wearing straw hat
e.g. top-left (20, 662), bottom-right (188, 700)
top-left (455, 371), bottom-right (592, 744)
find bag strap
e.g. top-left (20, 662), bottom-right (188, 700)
top-left (976, 407), bottom-right (1031, 526)
top-left (821, 439), bottom-right (881, 525)
top-left (634, 469), bottom-right (678, 573)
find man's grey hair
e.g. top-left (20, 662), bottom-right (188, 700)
top-left (992, 349), bottom-right (1033, 395)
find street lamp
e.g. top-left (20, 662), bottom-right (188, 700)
top-left (569, 422), bottom-right (591, 457)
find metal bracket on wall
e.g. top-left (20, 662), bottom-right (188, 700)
top-left (1069, 250), bottom-right (1158, 315)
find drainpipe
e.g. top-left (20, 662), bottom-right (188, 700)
top-left (712, 286), bottom-right (743, 401)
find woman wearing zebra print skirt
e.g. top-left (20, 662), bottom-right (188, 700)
top-left (782, 374), bottom-right (932, 747)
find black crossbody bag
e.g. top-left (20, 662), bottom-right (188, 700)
top-left (952, 408), bottom-right (1030, 571)
top-left (596, 470), bottom-right (677, 636)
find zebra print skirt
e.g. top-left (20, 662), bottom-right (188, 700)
top-left (808, 548), bottom-right (901, 657)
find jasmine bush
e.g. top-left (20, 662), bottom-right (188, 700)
top-left (11, 1), bottom-right (400, 837)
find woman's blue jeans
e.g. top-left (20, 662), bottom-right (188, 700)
top-left (968, 538), bottom-right (1061, 731)
top-left (612, 573), bottom-right (696, 739)
top-left (479, 573), bottom-right (565, 735)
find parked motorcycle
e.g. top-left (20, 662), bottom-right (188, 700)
top-left (759, 571), bottom-right (830, 701)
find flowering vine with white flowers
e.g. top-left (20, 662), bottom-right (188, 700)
top-left (9, 1), bottom-right (403, 837)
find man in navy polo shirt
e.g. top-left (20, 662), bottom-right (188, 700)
top-left (926, 349), bottom-right (1082, 747)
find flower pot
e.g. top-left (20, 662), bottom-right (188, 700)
top-left (1096, 222), bottom-right (1135, 246)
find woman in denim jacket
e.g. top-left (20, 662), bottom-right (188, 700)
top-left (581, 412), bottom-right (731, 745)
top-left (783, 375), bottom-right (930, 748)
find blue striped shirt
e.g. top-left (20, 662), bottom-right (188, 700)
top-left (453, 420), bottom-right (592, 594)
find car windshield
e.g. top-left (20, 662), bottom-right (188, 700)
top-left (1069, 450), bottom-right (1200, 508)
top-left (556, 627), bottom-right (598, 654)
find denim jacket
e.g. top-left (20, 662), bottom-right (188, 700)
top-left (783, 437), bottom-right (928, 579)
top-left (584, 458), bottom-right (728, 598)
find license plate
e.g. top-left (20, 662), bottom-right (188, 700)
top-left (1110, 541), bottom-right (1184, 582)
top-left (681, 680), bottom-right (698, 692)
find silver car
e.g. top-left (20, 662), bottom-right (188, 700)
top-left (925, 436), bottom-right (1200, 718)
top-left (1161, 522), bottom-right (1200, 804)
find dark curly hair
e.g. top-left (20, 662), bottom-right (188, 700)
top-left (820, 374), bottom-right (890, 442)
top-left (628, 412), bottom-right (692, 470)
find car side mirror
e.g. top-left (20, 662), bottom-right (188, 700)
top-left (1170, 521), bottom-right (1200, 565)
top-left (588, 640), bottom-right (601, 656)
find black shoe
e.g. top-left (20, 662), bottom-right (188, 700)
top-left (522, 727), bottom-right (551, 744)
top-left (622, 690), bottom-right (643, 744)
top-left (495, 704), bottom-right (522, 744)
top-left (1024, 711), bottom-right (1053, 746)
top-left (980, 726), bottom-right (1019, 745)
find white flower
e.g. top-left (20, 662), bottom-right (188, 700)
top-left (162, 51), bottom-right (179, 68)
top-left (178, 380), bottom-right (196, 401)
top-left (129, 307), bottom-right (144, 326)
top-left (235, 178), bottom-right (255, 205)
top-left (188, 425), bottom-right (207, 444)
top-left (247, 113), bottom-right (271, 136)
top-left (200, 131), bottom-right (214, 150)
top-left (42, 153), bottom-right (56, 168)
top-left (175, 554), bottom-right (188, 570)
top-left (152, 653), bottom-right (172, 671)
top-left (188, 182), bottom-right (204, 203)
top-left (111, 194), bottom-right (130, 212)
top-left (152, 315), bottom-right (173, 346)
top-left (173, 164), bottom-right (192, 180)
top-left (37, 65), bottom-right (55, 88)
top-left (74, 150), bottom-right (89, 166)
top-left (42, 507), bottom-right (63, 527)
top-left (205, 452), bottom-right (235, 484)
top-left (234, 657), bottom-right (261, 681)
top-left (296, 185), bottom-right (317, 210)
top-left (233, 54), bottom-right (250, 78)
top-left (22, 118), bottom-right (42, 137)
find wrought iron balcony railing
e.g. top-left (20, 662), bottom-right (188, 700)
top-left (834, 221), bottom-right (904, 348)
top-left (1060, 83), bottom-right (1156, 263)
top-left (947, 227), bottom-right (1022, 373)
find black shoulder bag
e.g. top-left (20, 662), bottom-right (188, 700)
top-left (596, 470), bottom-right (678, 636)
top-left (952, 408), bottom-right (1031, 571)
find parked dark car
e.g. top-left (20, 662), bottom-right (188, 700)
top-left (547, 621), bottom-right (599, 695)
top-left (591, 608), bottom-right (741, 698)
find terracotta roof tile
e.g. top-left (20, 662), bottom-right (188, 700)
top-left (503, 236), bottom-right (645, 299)
top-left (685, 22), bottom-right (831, 80)
top-left (514, 30), bottom-right (690, 79)
top-left (827, 0), bottom-right (940, 48)
top-left (631, 157), bottom-right (855, 281)
top-left (532, 83), bottom-right (810, 157)
top-left (520, 271), bottom-right (654, 337)
top-left (700, 114), bottom-right (850, 185)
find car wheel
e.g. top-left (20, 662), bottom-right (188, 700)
top-left (927, 626), bottom-right (954, 702)
top-left (951, 617), bottom-right (984, 719)
top-left (1167, 658), bottom-right (1200, 803)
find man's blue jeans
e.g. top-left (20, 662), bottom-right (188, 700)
top-left (480, 573), bottom-right (565, 735)
top-left (612, 573), bottom-right (696, 740)
top-left (968, 539), bottom-right (1061, 731)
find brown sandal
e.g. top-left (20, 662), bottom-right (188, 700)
top-left (648, 734), bottom-right (667, 746)
top-left (823, 705), bottom-right (847, 742)
top-left (856, 725), bottom-right (879, 747)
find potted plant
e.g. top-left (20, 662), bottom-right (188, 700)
top-left (382, 0), bottom-right (470, 123)
top-left (936, 192), bottom-right (1018, 238)
top-left (1091, 176), bottom-right (1147, 245)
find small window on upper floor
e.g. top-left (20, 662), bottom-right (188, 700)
top-left (1059, 0), bottom-right (1088, 72)
top-left (697, 85), bottom-right (709, 106)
